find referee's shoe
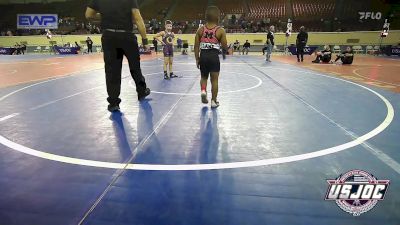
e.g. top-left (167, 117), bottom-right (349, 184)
top-left (138, 88), bottom-right (151, 101)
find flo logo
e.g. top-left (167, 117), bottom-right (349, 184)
top-left (359, 12), bottom-right (382, 20)
top-left (325, 170), bottom-right (389, 216)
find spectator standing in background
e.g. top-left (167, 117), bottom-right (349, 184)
top-left (233, 40), bottom-right (240, 55)
top-left (86, 37), bottom-right (93, 53)
top-left (177, 38), bottom-right (183, 51)
top-left (296, 26), bottom-right (308, 62)
top-left (231, 14), bottom-right (237, 24)
top-left (266, 25), bottom-right (275, 62)
top-left (152, 37), bottom-right (158, 54)
top-left (242, 40), bottom-right (250, 55)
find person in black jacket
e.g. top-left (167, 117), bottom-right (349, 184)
top-left (296, 26), bottom-right (308, 62)
top-left (85, 0), bottom-right (151, 112)
top-left (266, 25), bottom-right (275, 62)
top-left (152, 37), bottom-right (158, 54)
top-left (86, 37), bottom-right (93, 53)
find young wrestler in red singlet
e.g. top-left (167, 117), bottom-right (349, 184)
top-left (194, 6), bottom-right (228, 108)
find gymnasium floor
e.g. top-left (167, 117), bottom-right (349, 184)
top-left (0, 53), bottom-right (399, 225)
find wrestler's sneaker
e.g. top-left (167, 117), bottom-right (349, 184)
top-left (211, 100), bottom-right (220, 108)
top-left (164, 73), bottom-right (170, 80)
top-left (170, 73), bottom-right (178, 78)
top-left (201, 91), bottom-right (208, 104)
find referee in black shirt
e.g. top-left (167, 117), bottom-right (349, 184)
top-left (296, 26), bottom-right (308, 62)
top-left (85, 0), bottom-right (150, 112)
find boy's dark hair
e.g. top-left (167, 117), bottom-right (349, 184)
top-left (205, 6), bottom-right (220, 23)
top-left (165, 20), bottom-right (172, 25)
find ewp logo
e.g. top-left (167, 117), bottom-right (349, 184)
top-left (17, 14), bottom-right (58, 29)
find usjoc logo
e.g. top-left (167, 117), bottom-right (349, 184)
top-left (303, 47), bottom-right (312, 53)
top-left (59, 48), bottom-right (72, 53)
top-left (359, 12), bottom-right (382, 20)
top-left (17, 14), bottom-right (58, 29)
top-left (325, 170), bottom-right (389, 216)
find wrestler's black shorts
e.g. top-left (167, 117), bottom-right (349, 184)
top-left (199, 49), bottom-right (220, 78)
top-left (321, 55), bottom-right (332, 63)
top-left (342, 56), bottom-right (353, 65)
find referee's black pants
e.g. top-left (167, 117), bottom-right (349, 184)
top-left (297, 44), bottom-right (306, 61)
top-left (101, 31), bottom-right (147, 106)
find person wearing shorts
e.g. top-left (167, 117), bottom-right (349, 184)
top-left (194, 6), bottom-right (228, 108)
top-left (155, 20), bottom-right (178, 79)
